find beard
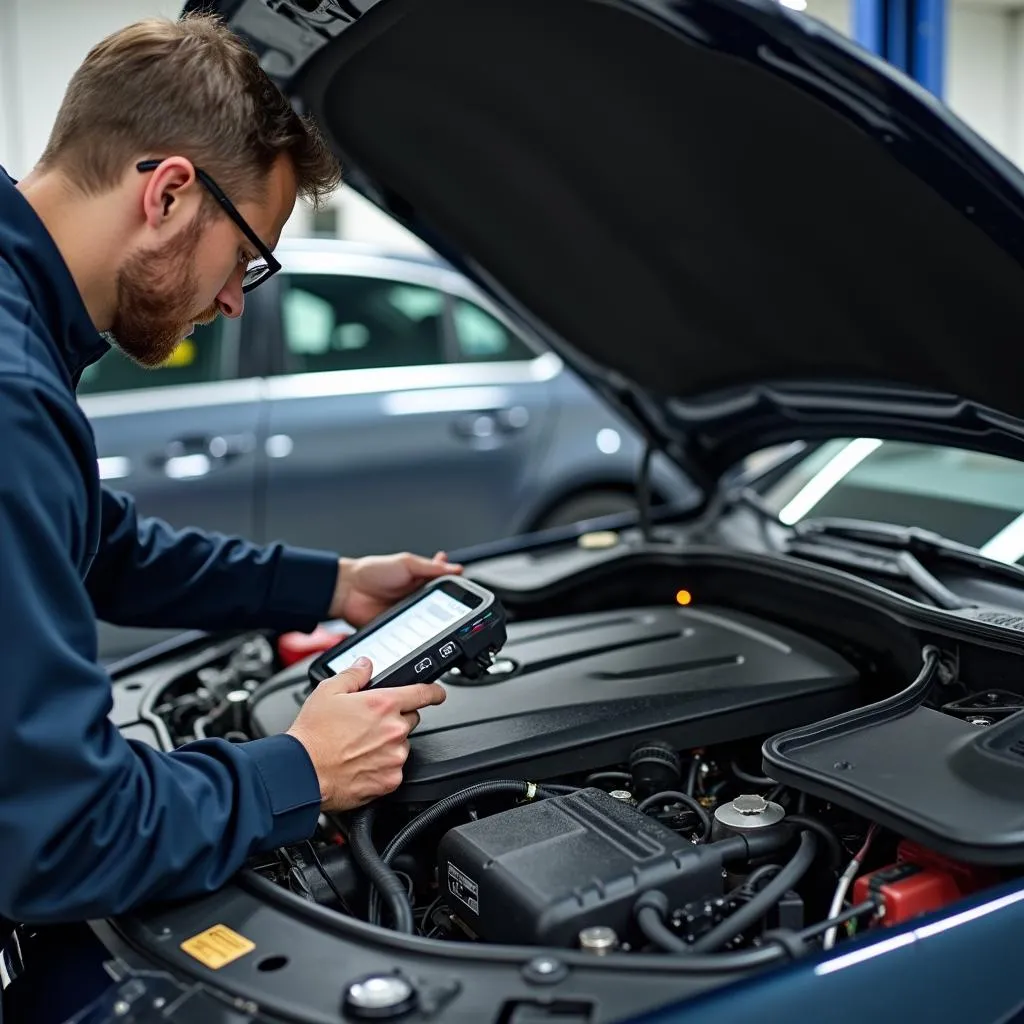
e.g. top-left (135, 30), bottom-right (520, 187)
top-left (110, 210), bottom-right (220, 368)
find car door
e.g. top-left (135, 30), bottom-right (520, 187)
top-left (259, 252), bottom-right (556, 556)
top-left (77, 316), bottom-right (263, 662)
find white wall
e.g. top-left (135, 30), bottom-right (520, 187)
top-left (947, 6), bottom-right (1016, 161)
top-left (0, 2), bottom-right (15, 171)
top-left (1, 0), bottom-right (182, 178)
top-left (806, 0), bottom-right (852, 35)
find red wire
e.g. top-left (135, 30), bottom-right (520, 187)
top-left (854, 823), bottom-right (879, 863)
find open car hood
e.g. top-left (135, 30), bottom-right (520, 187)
top-left (199, 0), bottom-right (1024, 487)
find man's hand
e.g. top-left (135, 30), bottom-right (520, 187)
top-left (287, 657), bottom-right (447, 811)
top-left (329, 551), bottom-right (463, 627)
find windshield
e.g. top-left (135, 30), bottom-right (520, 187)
top-left (759, 440), bottom-right (1024, 564)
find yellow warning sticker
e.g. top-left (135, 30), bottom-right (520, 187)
top-left (180, 924), bottom-right (255, 970)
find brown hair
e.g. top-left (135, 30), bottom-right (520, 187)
top-left (38, 13), bottom-right (341, 209)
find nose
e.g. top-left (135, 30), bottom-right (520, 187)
top-left (216, 270), bottom-right (245, 320)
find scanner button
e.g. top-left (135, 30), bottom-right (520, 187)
top-left (414, 657), bottom-right (434, 674)
top-left (437, 641), bottom-right (459, 661)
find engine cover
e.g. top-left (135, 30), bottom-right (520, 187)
top-left (250, 605), bottom-right (860, 800)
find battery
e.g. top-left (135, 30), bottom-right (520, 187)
top-left (852, 840), bottom-right (998, 927)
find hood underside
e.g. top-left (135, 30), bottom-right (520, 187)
top-left (217, 0), bottom-right (1024, 478)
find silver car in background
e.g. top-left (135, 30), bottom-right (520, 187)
top-left (80, 239), bottom-right (694, 660)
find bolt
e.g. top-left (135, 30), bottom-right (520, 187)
top-left (533, 958), bottom-right (558, 975)
top-left (579, 926), bottom-right (618, 954)
top-left (153, 997), bottom-right (166, 1010)
top-left (834, 761), bottom-right (854, 771)
top-left (113, 1001), bottom-right (131, 1017)
top-left (968, 716), bottom-right (993, 726)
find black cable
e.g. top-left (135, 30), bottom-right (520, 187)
top-left (688, 831), bottom-right (818, 953)
top-left (279, 846), bottom-right (314, 901)
top-left (394, 870), bottom-right (416, 903)
top-left (800, 899), bottom-right (878, 943)
top-left (635, 905), bottom-right (695, 954)
top-left (246, 867), bottom-right (790, 974)
top-left (417, 893), bottom-right (448, 935)
top-left (349, 805), bottom-right (414, 934)
top-left (633, 895), bottom-right (781, 968)
top-left (370, 780), bottom-right (531, 926)
top-left (738, 863), bottom-right (782, 893)
top-left (538, 784), bottom-right (581, 796)
top-left (638, 442), bottom-right (655, 543)
top-left (730, 761), bottom-right (776, 789)
top-left (585, 771), bottom-right (632, 787)
top-left (305, 841), bottom-right (351, 912)
top-left (637, 790), bottom-right (712, 842)
top-left (783, 814), bottom-right (844, 871)
top-left (685, 756), bottom-right (701, 797)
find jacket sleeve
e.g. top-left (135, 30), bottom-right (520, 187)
top-left (85, 487), bottom-right (340, 633)
top-left (0, 379), bottom-right (322, 922)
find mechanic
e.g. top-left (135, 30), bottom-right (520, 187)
top-left (0, 13), bottom-right (454, 925)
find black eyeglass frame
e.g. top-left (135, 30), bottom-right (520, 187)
top-left (136, 159), bottom-right (281, 293)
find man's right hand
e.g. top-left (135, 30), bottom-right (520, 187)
top-left (286, 657), bottom-right (446, 811)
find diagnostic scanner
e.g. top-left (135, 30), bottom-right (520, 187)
top-left (308, 576), bottom-right (506, 689)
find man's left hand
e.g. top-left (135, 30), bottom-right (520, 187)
top-left (329, 551), bottom-right (463, 627)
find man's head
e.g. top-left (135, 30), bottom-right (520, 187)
top-left (34, 14), bottom-right (341, 366)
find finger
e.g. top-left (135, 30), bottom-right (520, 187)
top-left (394, 681), bottom-right (447, 712)
top-left (406, 554), bottom-right (451, 577)
top-left (402, 710), bottom-right (421, 734)
top-left (322, 656), bottom-right (373, 694)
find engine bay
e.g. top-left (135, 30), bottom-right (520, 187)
top-left (106, 544), bottom-right (1024, 1018)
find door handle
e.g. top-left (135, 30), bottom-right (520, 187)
top-left (150, 433), bottom-right (255, 478)
top-left (451, 407), bottom-right (530, 440)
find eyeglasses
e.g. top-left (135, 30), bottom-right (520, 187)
top-left (136, 159), bottom-right (281, 293)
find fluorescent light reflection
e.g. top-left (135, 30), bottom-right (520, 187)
top-left (779, 438), bottom-right (883, 525)
top-left (816, 888), bottom-right (1024, 976)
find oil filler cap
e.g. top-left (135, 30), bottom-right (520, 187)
top-left (343, 974), bottom-right (417, 1020)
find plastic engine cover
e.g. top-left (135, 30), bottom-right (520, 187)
top-left (250, 605), bottom-right (860, 800)
top-left (437, 788), bottom-right (723, 946)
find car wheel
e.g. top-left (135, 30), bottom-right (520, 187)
top-left (536, 490), bottom-right (639, 530)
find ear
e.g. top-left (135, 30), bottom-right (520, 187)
top-left (138, 157), bottom-right (200, 230)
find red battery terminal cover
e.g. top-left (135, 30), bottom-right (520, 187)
top-left (852, 839), bottom-right (998, 927)
top-left (277, 622), bottom-right (352, 668)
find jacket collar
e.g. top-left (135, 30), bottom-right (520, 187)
top-left (0, 168), bottom-right (109, 382)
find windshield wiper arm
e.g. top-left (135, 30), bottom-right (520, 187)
top-left (793, 517), bottom-right (1024, 590)
top-left (784, 535), bottom-right (972, 609)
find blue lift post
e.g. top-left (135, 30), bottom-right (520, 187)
top-left (853, 0), bottom-right (946, 97)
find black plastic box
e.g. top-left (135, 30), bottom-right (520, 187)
top-left (437, 788), bottom-right (723, 947)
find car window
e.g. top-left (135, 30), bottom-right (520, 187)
top-left (452, 298), bottom-right (534, 362)
top-left (77, 320), bottom-right (226, 395)
top-left (763, 439), bottom-right (1024, 561)
top-left (280, 274), bottom-right (445, 373)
